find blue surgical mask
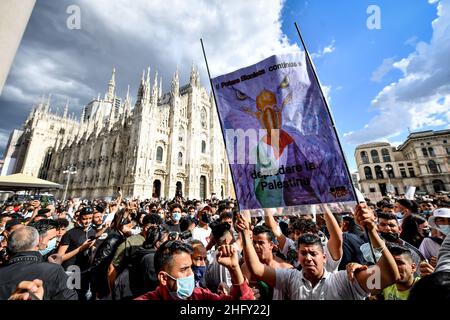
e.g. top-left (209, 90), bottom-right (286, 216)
top-left (39, 237), bottom-right (57, 256)
top-left (423, 210), bottom-right (432, 216)
top-left (172, 212), bottom-right (181, 222)
top-left (396, 212), bottom-right (404, 219)
top-left (192, 265), bottom-right (206, 283)
top-left (438, 225), bottom-right (450, 236)
top-left (166, 273), bottom-right (195, 299)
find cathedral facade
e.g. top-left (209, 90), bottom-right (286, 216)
top-left (3, 66), bottom-right (234, 200)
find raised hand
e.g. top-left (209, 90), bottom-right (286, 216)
top-left (217, 244), bottom-right (239, 269)
top-left (354, 204), bottom-right (376, 231)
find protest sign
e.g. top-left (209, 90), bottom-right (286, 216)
top-left (211, 51), bottom-right (355, 209)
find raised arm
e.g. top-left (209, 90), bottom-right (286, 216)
top-left (264, 208), bottom-right (287, 250)
top-left (322, 205), bottom-right (343, 261)
top-left (353, 204), bottom-right (400, 294)
top-left (236, 212), bottom-right (276, 288)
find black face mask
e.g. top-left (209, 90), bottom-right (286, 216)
top-left (201, 213), bottom-right (210, 224)
top-left (379, 231), bottom-right (400, 242)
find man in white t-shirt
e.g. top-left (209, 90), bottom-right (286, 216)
top-left (192, 204), bottom-right (212, 247)
top-left (237, 204), bottom-right (400, 300)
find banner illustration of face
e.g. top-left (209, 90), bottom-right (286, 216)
top-left (212, 52), bottom-right (355, 209)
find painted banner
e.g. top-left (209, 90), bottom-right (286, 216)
top-left (211, 51), bottom-right (355, 209)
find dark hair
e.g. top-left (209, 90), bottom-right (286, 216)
top-left (95, 205), bottom-right (105, 213)
top-left (396, 199), bottom-right (418, 212)
top-left (144, 225), bottom-right (169, 249)
top-left (55, 218), bottom-right (69, 229)
top-left (180, 217), bottom-right (196, 233)
top-left (154, 240), bottom-right (193, 273)
top-left (169, 203), bottom-right (182, 213)
top-left (29, 219), bottom-right (59, 237)
top-left (377, 212), bottom-right (399, 223)
top-left (110, 208), bottom-right (131, 231)
top-left (5, 219), bottom-right (22, 231)
top-left (219, 211), bottom-right (233, 221)
top-left (252, 225), bottom-right (276, 243)
top-left (142, 213), bottom-right (163, 226)
top-left (409, 272), bottom-right (450, 300)
top-left (388, 244), bottom-right (413, 262)
top-left (297, 233), bottom-right (323, 251)
top-left (377, 200), bottom-right (390, 209)
top-left (291, 219), bottom-right (319, 234)
top-left (383, 203), bottom-right (394, 209)
top-left (211, 221), bottom-right (231, 241)
top-left (400, 214), bottom-right (424, 247)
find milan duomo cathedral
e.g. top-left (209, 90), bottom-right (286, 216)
top-left (2, 66), bottom-right (234, 200)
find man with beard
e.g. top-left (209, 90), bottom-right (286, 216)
top-left (241, 225), bottom-right (293, 300)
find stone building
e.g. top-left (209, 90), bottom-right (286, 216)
top-left (1, 66), bottom-right (234, 200)
top-left (354, 130), bottom-right (450, 202)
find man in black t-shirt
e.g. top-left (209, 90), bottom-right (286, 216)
top-left (57, 207), bottom-right (96, 300)
top-left (163, 203), bottom-right (182, 234)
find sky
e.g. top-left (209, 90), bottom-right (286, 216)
top-left (0, 0), bottom-right (449, 173)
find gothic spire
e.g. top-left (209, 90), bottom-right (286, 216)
top-left (63, 100), bottom-right (69, 118)
top-left (107, 67), bottom-right (116, 101)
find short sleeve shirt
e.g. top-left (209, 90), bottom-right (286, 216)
top-left (275, 268), bottom-right (369, 300)
top-left (382, 277), bottom-right (420, 300)
top-left (282, 237), bottom-right (341, 272)
top-left (60, 226), bottom-right (96, 270)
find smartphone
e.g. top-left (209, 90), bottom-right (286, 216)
top-left (88, 235), bottom-right (96, 241)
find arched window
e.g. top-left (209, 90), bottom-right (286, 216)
top-left (375, 165), bottom-right (384, 179)
top-left (371, 150), bottom-right (380, 163)
top-left (178, 152), bottom-right (183, 166)
top-left (221, 163), bottom-right (224, 174)
top-left (156, 146), bottom-right (163, 162)
top-left (361, 151), bottom-right (369, 164)
top-left (364, 166), bottom-right (373, 180)
top-left (428, 160), bottom-right (439, 174)
top-left (422, 148), bottom-right (428, 157)
top-left (428, 147), bottom-right (435, 157)
top-left (381, 148), bottom-right (391, 162)
top-left (201, 140), bottom-right (206, 153)
top-left (385, 164), bottom-right (395, 178)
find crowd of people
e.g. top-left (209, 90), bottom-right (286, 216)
top-left (0, 191), bottom-right (449, 300)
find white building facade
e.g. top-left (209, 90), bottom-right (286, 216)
top-left (2, 66), bottom-right (234, 200)
top-left (354, 130), bottom-right (450, 202)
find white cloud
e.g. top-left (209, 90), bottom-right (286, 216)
top-left (322, 85), bottom-right (332, 103)
top-left (311, 40), bottom-right (335, 59)
top-left (79, 0), bottom-right (299, 78)
top-left (370, 57), bottom-right (395, 82)
top-left (344, 0), bottom-right (450, 145)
